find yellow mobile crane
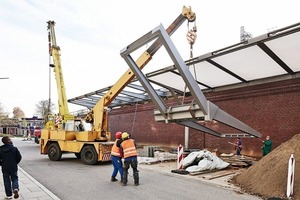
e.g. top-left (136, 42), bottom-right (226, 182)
top-left (41, 21), bottom-right (115, 165)
top-left (40, 7), bottom-right (196, 165)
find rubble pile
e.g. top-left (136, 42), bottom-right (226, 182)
top-left (138, 151), bottom-right (177, 164)
top-left (232, 133), bottom-right (300, 199)
top-left (154, 151), bottom-right (177, 161)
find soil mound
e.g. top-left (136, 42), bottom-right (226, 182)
top-left (232, 133), bottom-right (300, 199)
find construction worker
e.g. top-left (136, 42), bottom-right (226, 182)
top-left (110, 131), bottom-right (123, 182)
top-left (262, 135), bottom-right (272, 156)
top-left (235, 138), bottom-right (242, 156)
top-left (120, 132), bottom-right (139, 186)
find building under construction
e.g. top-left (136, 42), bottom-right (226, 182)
top-left (68, 20), bottom-right (300, 158)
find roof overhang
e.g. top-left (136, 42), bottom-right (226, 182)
top-left (68, 22), bottom-right (300, 138)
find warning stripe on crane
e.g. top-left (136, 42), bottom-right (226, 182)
top-left (55, 116), bottom-right (62, 125)
top-left (102, 153), bottom-right (111, 161)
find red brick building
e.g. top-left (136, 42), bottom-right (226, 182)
top-left (109, 78), bottom-right (300, 158)
top-left (69, 22), bottom-right (300, 158)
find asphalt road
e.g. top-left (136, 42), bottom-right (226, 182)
top-left (12, 138), bottom-right (262, 200)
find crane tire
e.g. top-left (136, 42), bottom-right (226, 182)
top-left (81, 145), bottom-right (98, 165)
top-left (48, 143), bottom-right (62, 161)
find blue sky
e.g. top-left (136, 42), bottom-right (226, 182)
top-left (0, 0), bottom-right (299, 117)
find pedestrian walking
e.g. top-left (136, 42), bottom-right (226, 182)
top-left (110, 131), bottom-right (123, 182)
top-left (0, 136), bottom-right (22, 199)
top-left (120, 132), bottom-right (139, 186)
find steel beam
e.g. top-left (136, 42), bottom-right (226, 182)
top-left (120, 24), bottom-right (262, 138)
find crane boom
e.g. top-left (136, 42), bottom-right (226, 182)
top-left (84, 6), bottom-right (196, 141)
top-left (47, 21), bottom-right (70, 117)
top-left (40, 6), bottom-right (196, 165)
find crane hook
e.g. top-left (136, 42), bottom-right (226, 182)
top-left (186, 25), bottom-right (197, 45)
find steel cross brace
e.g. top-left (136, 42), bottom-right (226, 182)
top-left (120, 24), bottom-right (261, 138)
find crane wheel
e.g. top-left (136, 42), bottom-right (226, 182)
top-left (81, 145), bottom-right (98, 165)
top-left (48, 143), bottom-right (62, 161)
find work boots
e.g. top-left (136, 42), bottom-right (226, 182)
top-left (133, 171), bottom-right (139, 186)
top-left (13, 189), bottom-right (19, 199)
top-left (111, 176), bottom-right (118, 182)
top-left (122, 171), bottom-right (128, 186)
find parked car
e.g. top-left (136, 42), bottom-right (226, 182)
top-left (34, 128), bottom-right (41, 144)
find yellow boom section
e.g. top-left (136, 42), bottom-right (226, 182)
top-left (85, 6), bottom-right (196, 140)
top-left (47, 21), bottom-right (70, 117)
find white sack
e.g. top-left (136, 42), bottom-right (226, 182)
top-left (183, 150), bottom-right (230, 173)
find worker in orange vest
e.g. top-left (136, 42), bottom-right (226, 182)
top-left (110, 131), bottom-right (123, 182)
top-left (120, 132), bottom-right (139, 186)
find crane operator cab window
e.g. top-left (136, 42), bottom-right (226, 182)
top-left (65, 120), bottom-right (84, 131)
top-left (64, 120), bottom-right (76, 131)
top-left (72, 120), bottom-right (92, 132)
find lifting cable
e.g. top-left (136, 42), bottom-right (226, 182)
top-left (182, 20), bottom-right (197, 105)
top-left (131, 102), bottom-right (138, 136)
top-left (48, 29), bottom-right (53, 114)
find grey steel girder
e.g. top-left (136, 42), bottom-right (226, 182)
top-left (127, 83), bottom-right (147, 92)
top-left (127, 83), bottom-right (169, 96)
top-left (121, 25), bottom-right (169, 118)
top-left (120, 90), bottom-right (148, 100)
top-left (120, 24), bottom-right (261, 138)
top-left (86, 95), bottom-right (101, 101)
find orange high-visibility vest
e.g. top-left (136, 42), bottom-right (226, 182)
top-left (122, 139), bottom-right (138, 158)
top-left (111, 139), bottom-right (122, 157)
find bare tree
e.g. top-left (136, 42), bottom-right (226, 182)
top-left (0, 102), bottom-right (4, 115)
top-left (13, 107), bottom-right (25, 118)
top-left (0, 102), bottom-right (8, 119)
top-left (35, 100), bottom-right (55, 119)
top-left (0, 116), bottom-right (18, 126)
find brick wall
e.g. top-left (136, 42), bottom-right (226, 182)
top-left (109, 78), bottom-right (300, 157)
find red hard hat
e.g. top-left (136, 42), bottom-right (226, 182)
top-left (115, 131), bottom-right (122, 139)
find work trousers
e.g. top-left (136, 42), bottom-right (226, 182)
top-left (111, 155), bottom-right (123, 179)
top-left (236, 147), bottom-right (242, 156)
top-left (3, 171), bottom-right (19, 197)
top-left (123, 157), bottom-right (139, 185)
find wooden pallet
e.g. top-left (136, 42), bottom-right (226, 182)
top-left (189, 169), bottom-right (219, 176)
top-left (220, 155), bottom-right (256, 167)
top-left (202, 170), bottom-right (236, 180)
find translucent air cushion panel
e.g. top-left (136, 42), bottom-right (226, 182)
top-left (191, 61), bottom-right (241, 87)
top-left (212, 46), bottom-right (287, 80)
top-left (265, 32), bottom-right (300, 72)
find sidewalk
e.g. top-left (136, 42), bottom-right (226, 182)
top-left (0, 167), bottom-right (60, 200)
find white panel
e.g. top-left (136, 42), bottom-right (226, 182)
top-left (148, 71), bottom-right (205, 92)
top-left (148, 72), bottom-right (186, 92)
top-left (190, 61), bottom-right (241, 87)
top-left (212, 46), bottom-right (287, 80)
top-left (265, 32), bottom-right (300, 72)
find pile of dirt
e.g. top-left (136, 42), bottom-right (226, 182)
top-left (231, 133), bottom-right (300, 199)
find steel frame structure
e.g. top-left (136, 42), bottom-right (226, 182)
top-left (120, 24), bottom-right (261, 138)
top-left (68, 22), bottom-right (300, 138)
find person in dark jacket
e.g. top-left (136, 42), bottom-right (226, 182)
top-left (235, 137), bottom-right (242, 156)
top-left (0, 136), bottom-right (22, 199)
